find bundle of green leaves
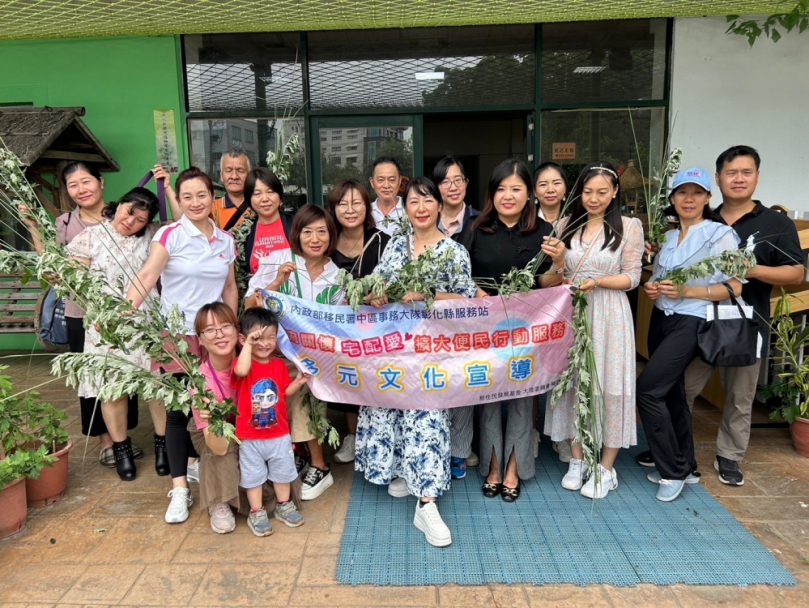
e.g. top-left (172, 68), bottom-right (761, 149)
top-left (0, 147), bottom-right (238, 444)
top-left (337, 245), bottom-right (460, 311)
top-left (658, 242), bottom-right (757, 287)
top-left (550, 288), bottom-right (605, 484)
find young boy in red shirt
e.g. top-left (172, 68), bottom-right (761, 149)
top-left (233, 308), bottom-right (310, 537)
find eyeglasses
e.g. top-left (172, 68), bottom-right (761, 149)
top-left (336, 201), bottom-right (364, 210)
top-left (200, 324), bottom-right (236, 340)
top-left (439, 177), bottom-right (467, 188)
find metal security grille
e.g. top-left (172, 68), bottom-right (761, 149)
top-left (0, 1), bottom-right (782, 42)
top-left (185, 33), bottom-right (303, 113)
top-left (308, 26), bottom-right (535, 109)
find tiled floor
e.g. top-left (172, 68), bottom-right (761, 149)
top-left (1, 352), bottom-right (808, 607)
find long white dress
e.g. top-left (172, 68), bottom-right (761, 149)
top-left (544, 216), bottom-right (644, 449)
top-left (65, 221), bottom-right (159, 398)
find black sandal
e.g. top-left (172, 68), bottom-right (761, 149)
top-left (482, 482), bottom-right (501, 498)
top-left (501, 483), bottom-right (520, 503)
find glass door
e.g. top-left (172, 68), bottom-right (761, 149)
top-left (310, 115), bottom-right (423, 206)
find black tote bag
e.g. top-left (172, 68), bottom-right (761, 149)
top-left (697, 283), bottom-right (759, 368)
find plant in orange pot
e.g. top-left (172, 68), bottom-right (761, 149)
top-left (0, 444), bottom-right (54, 538)
top-left (763, 292), bottom-right (809, 457)
top-left (0, 365), bottom-right (71, 509)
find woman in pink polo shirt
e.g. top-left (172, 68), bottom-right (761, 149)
top-left (127, 167), bottom-right (238, 525)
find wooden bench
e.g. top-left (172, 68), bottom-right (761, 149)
top-left (0, 273), bottom-right (43, 337)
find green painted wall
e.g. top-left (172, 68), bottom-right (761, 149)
top-left (0, 35), bottom-right (188, 350)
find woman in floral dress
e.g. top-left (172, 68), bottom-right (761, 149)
top-left (66, 187), bottom-right (168, 481)
top-left (544, 162), bottom-right (643, 500)
top-left (356, 177), bottom-right (477, 548)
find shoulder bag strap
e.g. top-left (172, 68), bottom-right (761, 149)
top-left (223, 197), bottom-right (252, 232)
top-left (720, 282), bottom-right (748, 317)
top-left (289, 251), bottom-right (304, 297)
top-left (569, 226), bottom-right (603, 284)
top-left (137, 171), bottom-right (167, 222)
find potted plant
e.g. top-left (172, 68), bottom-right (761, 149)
top-left (0, 365), bottom-right (72, 508)
top-left (762, 292), bottom-right (809, 457)
top-left (0, 446), bottom-right (54, 538)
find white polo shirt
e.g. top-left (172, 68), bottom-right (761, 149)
top-left (153, 214), bottom-right (236, 334)
top-left (371, 197), bottom-right (406, 236)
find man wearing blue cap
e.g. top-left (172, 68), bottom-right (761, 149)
top-left (637, 146), bottom-right (804, 488)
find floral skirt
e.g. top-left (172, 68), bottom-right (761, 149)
top-left (355, 406), bottom-right (451, 498)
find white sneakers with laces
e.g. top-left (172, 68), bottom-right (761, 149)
top-left (561, 458), bottom-right (589, 491)
top-left (580, 465), bottom-right (618, 499)
top-left (165, 487), bottom-right (193, 523)
top-left (413, 500), bottom-right (452, 547)
top-left (208, 502), bottom-right (235, 534)
top-left (334, 434), bottom-right (356, 464)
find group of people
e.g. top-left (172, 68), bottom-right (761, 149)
top-left (19, 142), bottom-right (802, 547)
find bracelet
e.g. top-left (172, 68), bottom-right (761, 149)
top-left (552, 265), bottom-right (564, 274)
top-left (594, 278), bottom-right (600, 288)
top-left (706, 285), bottom-right (712, 301)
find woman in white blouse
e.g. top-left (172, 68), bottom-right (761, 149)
top-left (246, 204), bottom-right (343, 501)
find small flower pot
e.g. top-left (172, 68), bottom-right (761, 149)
top-left (791, 417), bottom-right (809, 458)
top-left (25, 440), bottom-right (73, 507)
top-left (0, 477), bottom-right (28, 539)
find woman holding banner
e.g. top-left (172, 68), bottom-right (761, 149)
top-left (545, 162), bottom-right (643, 500)
top-left (246, 204), bottom-right (343, 502)
top-left (327, 180), bottom-right (390, 464)
top-left (356, 177), bottom-right (477, 548)
top-left (460, 159), bottom-right (566, 502)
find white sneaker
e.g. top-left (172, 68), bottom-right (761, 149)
top-left (581, 465), bottom-right (618, 499)
top-left (533, 429), bottom-right (541, 459)
top-left (209, 502), bottom-right (235, 534)
top-left (552, 439), bottom-right (572, 464)
top-left (413, 501), bottom-right (452, 547)
top-left (387, 477), bottom-right (410, 498)
top-left (186, 460), bottom-right (200, 484)
top-left (333, 434), bottom-right (356, 464)
top-left (466, 452), bottom-right (479, 467)
top-left (561, 458), bottom-right (588, 491)
top-left (165, 487), bottom-right (193, 523)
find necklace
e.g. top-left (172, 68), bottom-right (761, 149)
top-left (340, 232), bottom-right (363, 257)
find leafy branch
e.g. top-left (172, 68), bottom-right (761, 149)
top-left (305, 393), bottom-right (340, 448)
top-left (550, 287), bottom-right (604, 484)
top-left (657, 240), bottom-right (757, 287)
top-left (0, 146), bottom-right (238, 443)
top-left (727, 2), bottom-right (809, 45)
top-left (337, 245), bottom-right (460, 311)
top-left (762, 289), bottom-right (809, 423)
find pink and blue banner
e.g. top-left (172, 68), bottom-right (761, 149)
top-left (262, 285), bottom-right (574, 410)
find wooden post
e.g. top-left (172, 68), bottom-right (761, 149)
top-left (54, 161), bottom-right (75, 214)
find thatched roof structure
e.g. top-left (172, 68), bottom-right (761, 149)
top-left (0, 107), bottom-right (119, 173)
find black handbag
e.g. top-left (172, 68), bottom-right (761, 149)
top-left (697, 283), bottom-right (758, 367)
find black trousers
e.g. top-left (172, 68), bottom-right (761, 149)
top-left (636, 308), bottom-right (700, 481)
top-left (66, 316), bottom-right (138, 437)
top-left (165, 372), bottom-right (199, 478)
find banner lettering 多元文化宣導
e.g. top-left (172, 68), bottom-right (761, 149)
top-left (262, 286), bottom-right (574, 410)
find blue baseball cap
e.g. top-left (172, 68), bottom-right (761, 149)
top-left (671, 167), bottom-right (712, 194)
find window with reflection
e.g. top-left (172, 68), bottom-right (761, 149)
top-left (188, 117), bottom-right (308, 213)
top-left (308, 25), bottom-right (535, 109)
top-left (539, 108), bottom-right (666, 216)
top-left (541, 19), bottom-right (667, 104)
top-left (184, 33), bottom-right (303, 113)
